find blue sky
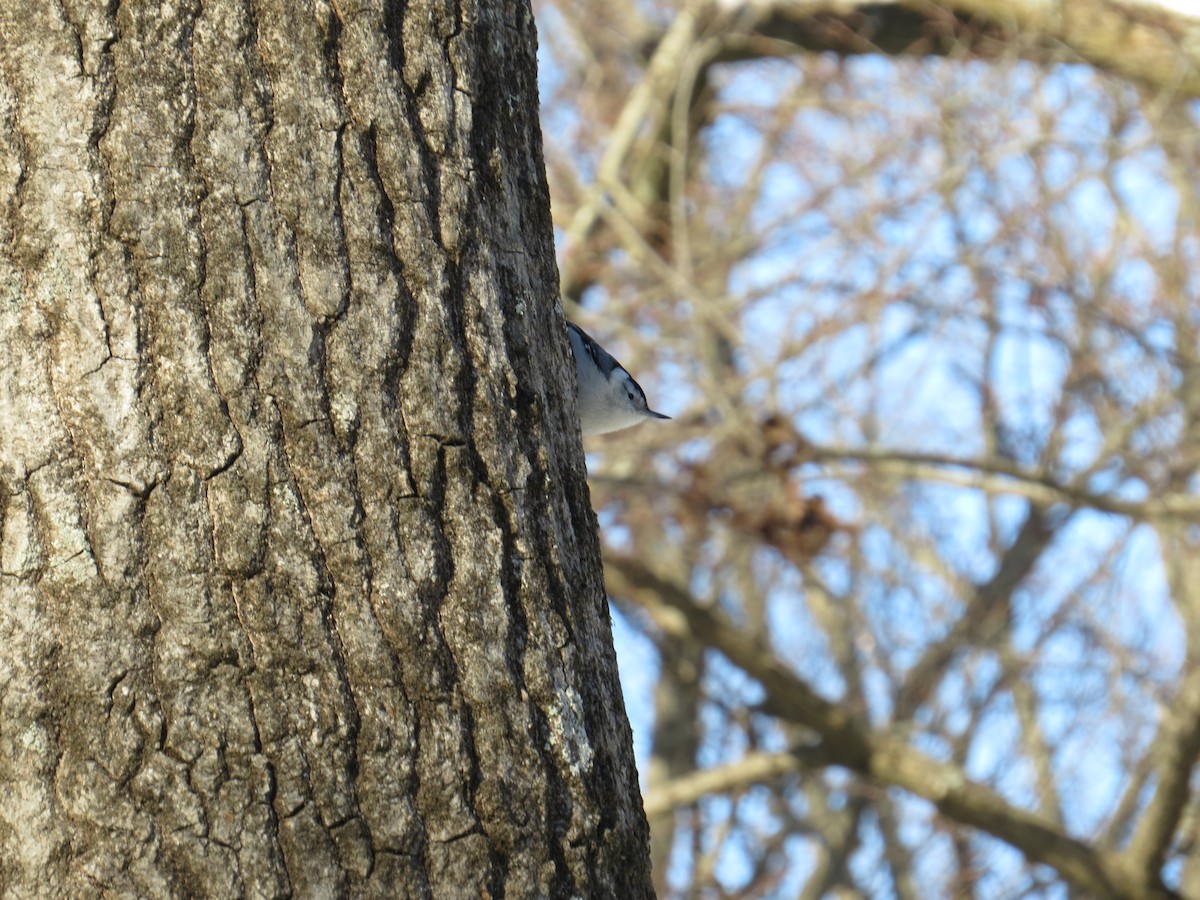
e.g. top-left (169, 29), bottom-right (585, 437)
top-left (538, 26), bottom-right (1192, 895)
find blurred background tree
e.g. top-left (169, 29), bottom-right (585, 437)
top-left (535, 1), bottom-right (1200, 897)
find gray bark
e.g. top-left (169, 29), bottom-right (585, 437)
top-left (0, 0), bottom-right (652, 896)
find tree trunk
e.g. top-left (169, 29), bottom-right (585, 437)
top-left (0, 0), bottom-right (653, 896)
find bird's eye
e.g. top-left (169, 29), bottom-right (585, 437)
top-left (627, 392), bottom-right (636, 401)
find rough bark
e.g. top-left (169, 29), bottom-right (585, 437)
top-left (0, 0), bottom-right (652, 896)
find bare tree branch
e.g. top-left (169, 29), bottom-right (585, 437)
top-left (643, 746), bottom-right (815, 817)
top-left (719, 0), bottom-right (1200, 98)
top-left (1124, 661), bottom-right (1200, 885)
top-left (608, 557), bottom-right (1184, 900)
top-left (811, 446), bottom-right (1200, 518)
top-left (1123, 524), bottom-right (1200, 883)
top-left (895, 506), bottom-right (1056, 719)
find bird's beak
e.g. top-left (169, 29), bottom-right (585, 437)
top-left (646, 409), bottom-right (671, 420)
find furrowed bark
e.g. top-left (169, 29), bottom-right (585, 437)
top-left (0, 0), bottom-right (652, 895)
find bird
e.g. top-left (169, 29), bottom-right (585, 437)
top-left (568, 320), bottom-right (671, 436)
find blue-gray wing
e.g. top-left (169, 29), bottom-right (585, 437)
top-left (567, 321), bottom-right (623, 379)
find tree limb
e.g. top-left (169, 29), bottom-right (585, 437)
top-left (719, 0), bottom-right (1200, 99)
top-left (608, 556), bottom-right (1184, 900)
top-left (643, 746), bottom-right (819, 817)
top-left (894, 506), bottom-right (1056, 720)
top-left (1123, 523), bottom-right (1200, 883)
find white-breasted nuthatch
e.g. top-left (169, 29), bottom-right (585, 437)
top-left (568, 321), bottom-right (670, 436)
